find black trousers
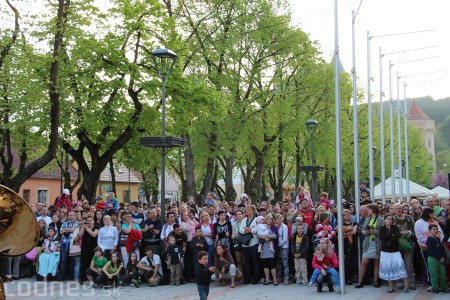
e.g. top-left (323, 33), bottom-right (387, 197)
top-left (242, 244), bottom-right (259, 283)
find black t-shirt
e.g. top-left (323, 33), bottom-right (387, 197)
top-left (142, 218), bottom-right (162, 240)
top-left (81, 224), bottom-right (99, 254)
top-left (168, 231), bottom-right (187, 248)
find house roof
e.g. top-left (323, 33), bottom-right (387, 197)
top-left (408, 101), bottom-right (431, 119)
top-left (99, 164), bottom-right (141, 183)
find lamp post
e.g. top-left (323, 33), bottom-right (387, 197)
top-left (428, 170), bottom-right (433, 187)
top-left (415, 165), bottom-right (421, 182)
top-left (306, 119), bottom-right (318, 202)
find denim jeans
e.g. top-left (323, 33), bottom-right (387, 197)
top-left (197, 284), bottom-right (210, 300)
top-left (58, 242), bottom-right (70, 280)
top-left (72, 256), bottom-right (80, 280)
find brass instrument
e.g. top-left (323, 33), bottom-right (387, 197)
top-left (0, 184), bottom-right (39, 299)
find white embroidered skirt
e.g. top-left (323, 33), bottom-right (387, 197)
top-left (379, 251), bottom-right (408, 281)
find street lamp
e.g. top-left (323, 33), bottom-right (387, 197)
top-left (306, 119), bottom-right (318, 201)
top-left (140, 48), bottom-right (186, 225)
top-left (415, 165), bottom-right (421, 182)
top-left (428, 170), bottom-right (433, 187)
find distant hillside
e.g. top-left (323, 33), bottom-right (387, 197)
top-left (411, 97), bottom-right (450, 124)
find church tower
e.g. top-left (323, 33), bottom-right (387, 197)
top-left (407, 101), bottom-right (436, 170)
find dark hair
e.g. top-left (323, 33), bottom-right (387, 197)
top-left (166, 211), bottom-right (176, 218)
top-left (367, 204), bottom-right (379, 215)
top-left (428, 224), bottom-right (438, 231)
top-left (384, 213), bottom-right (393, 220)
top-left (319, 212), bottom-right (329, 223)
top-left (197, 251), bottom-right (208, 260)
top-left (421, 207), bottom-right (434, 221)
top-left (144, 246), bottom-right (153, 253)
top-left (173, 223), bottom-right (180, 230)
top-left (299, 198), bottom-right (308, 204)
top-left (195, 227), bottom-right (202, 231)
top-left (93, 246), bottom-right (103, 253)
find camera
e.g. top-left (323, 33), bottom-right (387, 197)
top-left (83, 221), bottom-right (89, 224)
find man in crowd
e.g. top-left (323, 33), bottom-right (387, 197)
top-left (58, 211), bottom-right (78, 281)
top-left (141, 208), bottom-right (162, 256)
top-left (37, 206), bottom-right (51, 226)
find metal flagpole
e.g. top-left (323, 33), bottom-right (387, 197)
top-left (334, 0), bottom-right (344, 294)
top-left (378, 47), bottom-right (386, 204)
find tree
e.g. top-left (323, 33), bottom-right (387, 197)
top-left (0, 0), bottom-right (67, 192)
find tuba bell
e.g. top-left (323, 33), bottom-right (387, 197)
top-left (0, 184), bottom-right (39, 256)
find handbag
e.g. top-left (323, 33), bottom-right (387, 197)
top-left (236, 233), bottom-right (252, 245)
top-left (69, 244), bottom-right (81, 256)
top-left (25, 247), bottom-right (39, 261)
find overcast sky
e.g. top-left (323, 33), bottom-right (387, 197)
top-left (289, 0), bottom-right (450, 101)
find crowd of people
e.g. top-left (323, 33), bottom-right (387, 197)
top-left (1, 184), bottom-right (450, 296)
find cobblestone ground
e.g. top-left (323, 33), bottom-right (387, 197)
top-left (3, 279), bottom-right (448, 300)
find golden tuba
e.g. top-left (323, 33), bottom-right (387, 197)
top-left (0, 184), bottom-right (39, 300)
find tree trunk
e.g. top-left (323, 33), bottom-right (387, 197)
top-left (109, 159), bottom-right (116, 195)
top-left (184, 135), bottom-right (197, 199)
top-left (223, 155), bottom-right (237, 202)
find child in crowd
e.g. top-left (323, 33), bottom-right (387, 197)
top-left (308, 247), bottom-right (340, 292)
top-left (426, 224), bottom-right (449, 294)
top-left (166, 235), bottom-right (184, 286)
top-left (257, 212), bottom-right (274, 253)
top-left (196, 251), bottom-right (215, 300)
top-left (86, 246), bottom-right (108, 288)
top-left (378, 214), bottom-right (408, 293)
top-left (119, 252), bottom-right (139, 286)
top-left (318, 192), bottom-right (330, 210)
top-left (191, 227), bottom-right (208, 276)
top-left (291, 223), bottom-right (310, 285)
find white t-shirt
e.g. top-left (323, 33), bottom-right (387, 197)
top-left (140, 254), bottom-right (163, 276)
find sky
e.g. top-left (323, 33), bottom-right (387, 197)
top-left (288, 0), bottom-right (450, 101)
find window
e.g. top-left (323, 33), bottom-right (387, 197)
top-left (123, 190), bottom-right (130, 203)
top-left (37, 189), bottom-right (48, 203)
top-left (22, 189), bottom-right (30, 202)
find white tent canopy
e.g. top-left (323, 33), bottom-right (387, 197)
top-left (373, 177), bottom-right (435, 200)
top-left (431, 186), bottom-right (450, 200)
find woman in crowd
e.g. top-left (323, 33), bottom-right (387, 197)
top-left (97, 215), bottom-right (118, 260)
top-left (37, 227), bottom-right (60, 280)
top-left (258, 214), bottom-right (278, 286)
top-left (315, 238), bottom-right (340, 292)
top-left (214, 210), bottom-right (233, 251)
top-left (414, 207), bottom-right (444, 286)
top-left (199, 211), bottom-right (214, 264)
top-left (49, 213), bottom-right (62, 234)
top-left (274, 213), bottom-right (289, 285)
top-left (240, 205), bottom-right (259, 285)
top-left (94, 210), bottom-right (104, 228)
top-left (379, 214), bottom-right (409, 293)
top-left (413, 204), bottom-right (423, 222)
top-left (76, 214), bottom-right (99, 284)
top-left (99, 252), bottom-right (123, 287)
top-left (232, 209), bottom-right (245, 279)
top-left (340, 209), bottom-right (357, 284)
top-left (212, 244), bottom-right (238, 288)
top-left (180, 210), bottom-right (195, 281)
top-left (355, 204), bottom-right (383, 288)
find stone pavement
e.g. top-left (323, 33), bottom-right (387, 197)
top-left (3, 279), bottom-right (449, 300)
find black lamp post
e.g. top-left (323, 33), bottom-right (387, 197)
top-left (306, 119), bottom-right (318, 201)
top-left (139, 48), bottom-right (186, 225)
top-left (415, 165), bottom-right (421, 182)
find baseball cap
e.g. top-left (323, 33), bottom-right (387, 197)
top-left (62, 188), bottom-right (70, 195)
top-left (240, 193), bottom-right (249, 199)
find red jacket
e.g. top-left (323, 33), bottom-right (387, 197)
top-left (126, 228), bottom-right (142, 253)
top-left (312, 252), bottom-right (339, 270)
top-left (56, 197), bottom-right (73, 211)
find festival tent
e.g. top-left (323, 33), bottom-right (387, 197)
top-left (373, 177), bottom-right (435, 200)
top-left (431, 186), bottom-right (450, 200)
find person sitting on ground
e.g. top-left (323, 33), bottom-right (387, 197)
top-left (85, 246), bottom-right (108, 288)
top-left (99, 252), bottom-right (123, 287)
top-left (133, 246), bottom-right (162, 287)
top-left (212, 244), bottom-right (238, 288)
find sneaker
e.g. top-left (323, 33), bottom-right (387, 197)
top-left (131, 279), bottom-right (141, 288)
top-left (307, 282), bottom-right (312, 287)
top-left (86, 282), bottom-right (94, 289)
top-left (284, 279), bottom-right (289, 285)
top-left (171, 282), bottom-right (175, 286)
top-left (335, 287), bottom-right (340, 293)
top-left (176, 282), bottom-right (180, 286)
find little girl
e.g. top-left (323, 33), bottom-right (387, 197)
top-left (119, 252), bottom-right (139, 286)
top-left (257, 217), bottom-right (274, 253)
top-left (379, 214), bottom-right (409, 293)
